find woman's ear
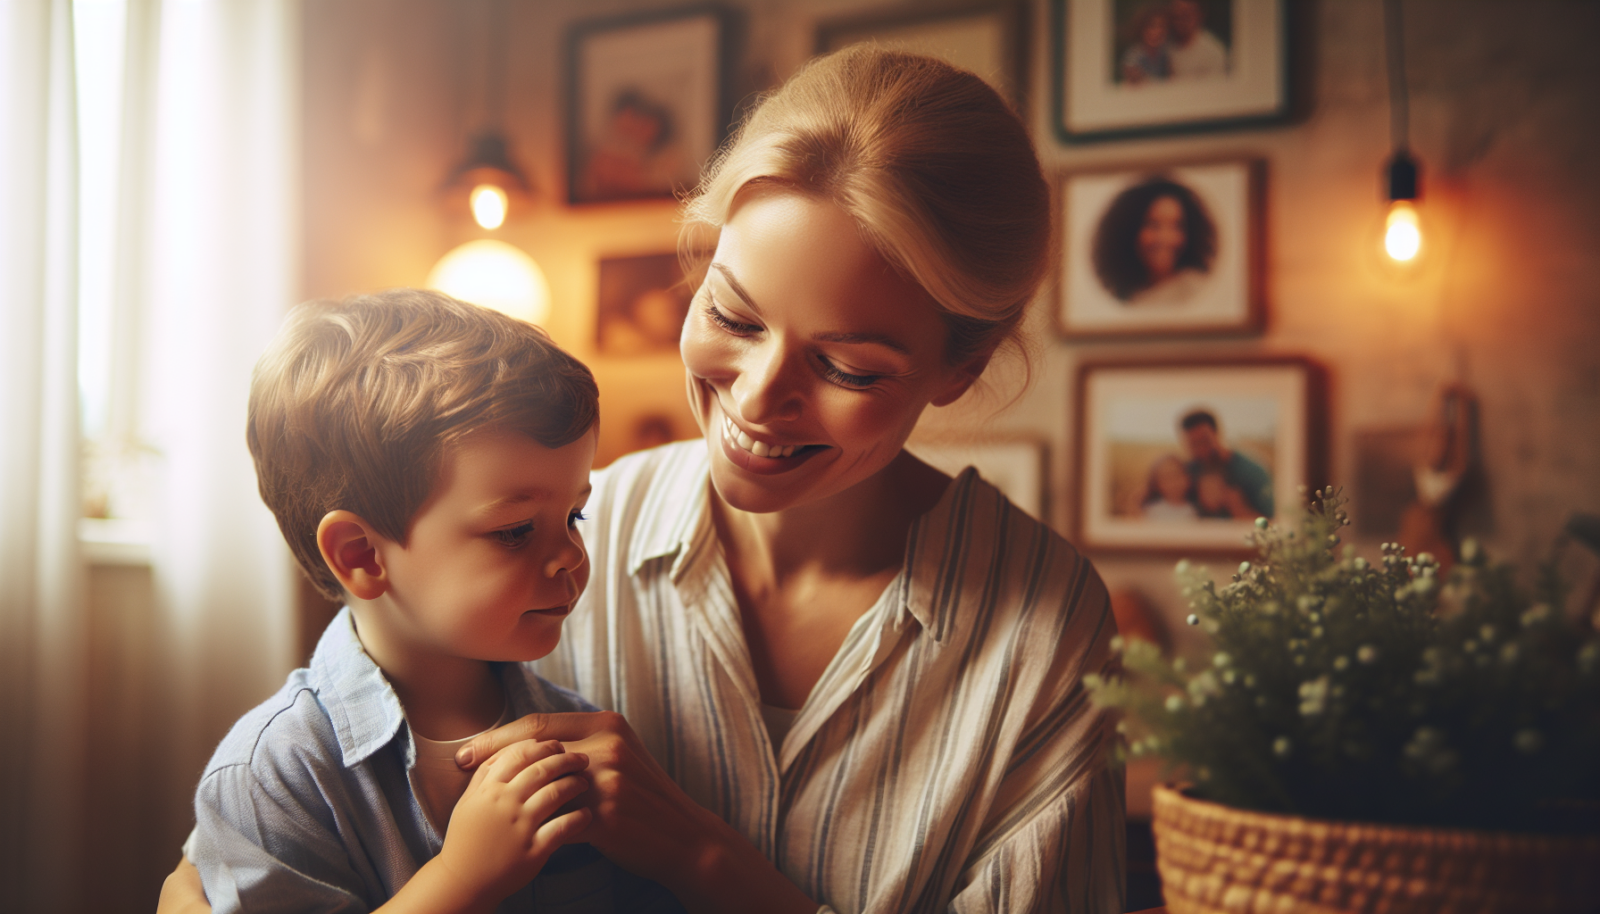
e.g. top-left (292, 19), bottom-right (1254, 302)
top-left (930, 347), bottom-right (996, 407)
top-left (316, 511), bottom-right (389, 601)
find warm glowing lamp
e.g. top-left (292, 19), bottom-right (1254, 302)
top-left (426, 239), bottom-right (550, 326)
top-left (1377, 0), bottom-right (1426, 270)
top-left (444, 132), bottom-right (530, 229)
top-left (1383, 150), bottom-right (1423, 263)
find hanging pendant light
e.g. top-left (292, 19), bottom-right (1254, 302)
top-left (429, 0), bottom-right (548, 325)
top-left (1378, 0), bottom-right (1425, 269)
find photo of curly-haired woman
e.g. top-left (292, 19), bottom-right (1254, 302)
top-left (1058, 159), bottom-right (1261, 338)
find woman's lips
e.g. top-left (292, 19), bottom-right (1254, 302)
top-left (719, 415), bottom-right (823, 475)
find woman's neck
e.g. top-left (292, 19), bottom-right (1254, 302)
top-left (711, 449), bottom-right (951, 592)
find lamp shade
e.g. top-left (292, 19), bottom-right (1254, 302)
top-left (425, 239), bottom-right (550, 326)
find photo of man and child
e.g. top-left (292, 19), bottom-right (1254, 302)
top-left (1114, 0), bottom-right (1233, 86)
top-left (1109, 399), bottom-right (1276, 523)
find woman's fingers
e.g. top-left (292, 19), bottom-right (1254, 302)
top-left (456, 711), bottom-right (622, 769)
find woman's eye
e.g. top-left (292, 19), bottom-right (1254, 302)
top-left (492, 523), bottom-right (535, 548)
top-left (568, 510), bottom-right (588, 527)
top-left (817, 357), bottom-right (880, 390)
top-left (705, 300), bottom-right (760, 335)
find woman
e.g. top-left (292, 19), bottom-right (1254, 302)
top-left (1091, 176), bottom-right (1216, 305)
top-left (163, 47), bottom-right (1122, 913)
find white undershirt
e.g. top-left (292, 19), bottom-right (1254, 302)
top-left (409, 703), bottom-right (512, 835)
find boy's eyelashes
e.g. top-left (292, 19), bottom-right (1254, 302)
top-left (489, 510), bottom-right (587, 548)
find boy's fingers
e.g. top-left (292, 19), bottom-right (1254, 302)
top-left (507, 751), bottom-right (589, 800)
top-left (536, 806), bottom-right (592, 848)
top-left (479, 739), bottom-right (564, 783)
top-left (456, 711), bottom-right (611, 769)
top-left (524, 766), bottom-right (594, 821)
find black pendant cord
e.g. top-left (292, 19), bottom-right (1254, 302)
top-left (1384, 0), bottom-right (1409, 154)
top-left (484, 0), bottom-right (507, 132)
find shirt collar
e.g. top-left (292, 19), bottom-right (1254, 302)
top-left (901, 466), bottom-right (986, 644)
top-left (309, 607), bottom-right (409, 768)
top-left (626, 442), bottom-right (714, 577)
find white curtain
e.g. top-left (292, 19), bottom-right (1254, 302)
top-left (0, 1), bottom-right (298, 907)
top-left (0, 2), bottom-right (89, 910)
top-left (136, 0), bottom-right (299, 845)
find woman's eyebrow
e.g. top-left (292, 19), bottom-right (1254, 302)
top-left (710, 263), bottom-right (761, 314)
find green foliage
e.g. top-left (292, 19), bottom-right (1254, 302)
top-left (1085, 488), bottom-right (1600, 833)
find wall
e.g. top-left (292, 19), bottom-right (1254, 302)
top-left (300, 0), bottom-right (1600, 653)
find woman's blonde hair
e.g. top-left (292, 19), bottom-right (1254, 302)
top-left (682, 45), bottom-right (1051, 368)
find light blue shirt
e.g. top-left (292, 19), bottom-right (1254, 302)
top-left (191, 607), bottom-right (681, 914)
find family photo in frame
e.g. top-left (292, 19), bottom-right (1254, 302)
top-left (1053, 0), bottom-right (1289, 142)
top-left (1074, 357), bottom-right (1323, 553)
top-left (1058, 158), bottom-right (1263, 338)
top-left (566, 7), bottom-right (732, 204)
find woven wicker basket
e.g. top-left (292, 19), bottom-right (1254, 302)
top-left (1151, 784), bottom-right (1600, 914)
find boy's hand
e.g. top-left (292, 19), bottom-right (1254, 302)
top-left (431, 739), bottom-right (592, 908)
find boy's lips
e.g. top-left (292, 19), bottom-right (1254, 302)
top-left (526, 604), bottom-right (572, 618)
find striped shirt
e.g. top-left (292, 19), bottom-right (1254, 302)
top-left (535, 442), bottom-right (1125, 913)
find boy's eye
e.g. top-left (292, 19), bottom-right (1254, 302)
top-left (568, 510), bottom-right (587, 527)
top-left (492, 523), bottom-right (535, 548)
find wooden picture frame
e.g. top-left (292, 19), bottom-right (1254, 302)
top-left (1073, 356), bottom-right (1326, 555)
top-left (566, 7), bottom-right (734, 204)
top-left (595, 251), bottom-right (696, 356)
top-left (1052, 0), bottom-right (1291, 144)
top-left (816, 1), bottom-right (1027, 108)
top-left (1057, 158), bottom-right (1265, 339)
top-left (908, 439), bottom-right (1048, 522)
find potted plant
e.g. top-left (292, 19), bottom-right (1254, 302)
top-left (1085, 489), bottom-right (1600, 914)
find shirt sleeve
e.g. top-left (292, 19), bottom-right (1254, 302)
top-left (191, 694), bottom-right (378, 914)
top-left (949, 764), bottom-right (1126, 914)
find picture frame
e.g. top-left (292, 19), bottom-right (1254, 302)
top-left (908, 439), bottom-right (1047, 522)
top-left (566, 7), bottom-right (734, 204)
top-left (816, 1), bottom-right (1027, 108)
top-left (1073, 356), bottom-right (1326, 555)
top-left (595, 251), bottom-right (696, 356)
top-left (1057, 158), bottom-right (1264, 339)
top-left (1052, 0), bottom-right (1291, 144)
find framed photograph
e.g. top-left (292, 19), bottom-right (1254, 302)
top-left (566, 7), bottom-right (733, 204)
top-left (1057, 159), bottom-right (1264, 339)
top-left (816, 2), bottom-right (1026, 107)
top-left (595, 251), bottom-right (696, 356)
top-left (1052, 0), bottom-right (1291, 143)
top-left (908, 439), bottom-right (1047, 521)
top-left (1073, 357), bottom-right (1326, 554)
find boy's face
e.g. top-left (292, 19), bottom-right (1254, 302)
top-left (372, 427), bottom-right (596, 665)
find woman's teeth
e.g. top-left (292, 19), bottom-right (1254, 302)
top-left (724, 416), bottom-right (798, 458)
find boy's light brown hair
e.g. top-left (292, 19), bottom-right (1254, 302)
top-left (247, 289), bottom-right (599, 600)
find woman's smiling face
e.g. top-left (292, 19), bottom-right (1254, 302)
top-left (680, 188), bottom-right (982, 515)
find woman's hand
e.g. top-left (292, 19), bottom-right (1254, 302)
top-left (456, 711), bottom-right (818, 914)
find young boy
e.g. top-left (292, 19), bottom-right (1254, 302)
top-left (190, 289), bottom-right (675, 913)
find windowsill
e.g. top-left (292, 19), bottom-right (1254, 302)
top-left (79, 517), bottom-right (152, 566)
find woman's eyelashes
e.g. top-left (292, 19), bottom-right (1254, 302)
top-left (817, 357), bottom-right (880, 389)
top-left (704, 299), bottom-right (760, 335)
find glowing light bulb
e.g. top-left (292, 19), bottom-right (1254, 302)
top-left (426, 239), bottom-right (550, 326)
top-left (470, 183), bottom-right (508, 230)
top-left (1383, 200), bottom-right (1422, 262)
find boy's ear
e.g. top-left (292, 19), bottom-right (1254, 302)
top-left (316, 511), bottom-right (389, 601)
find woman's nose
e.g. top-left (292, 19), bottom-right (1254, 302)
top-left (731, 342), bottom-right (803, 425)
